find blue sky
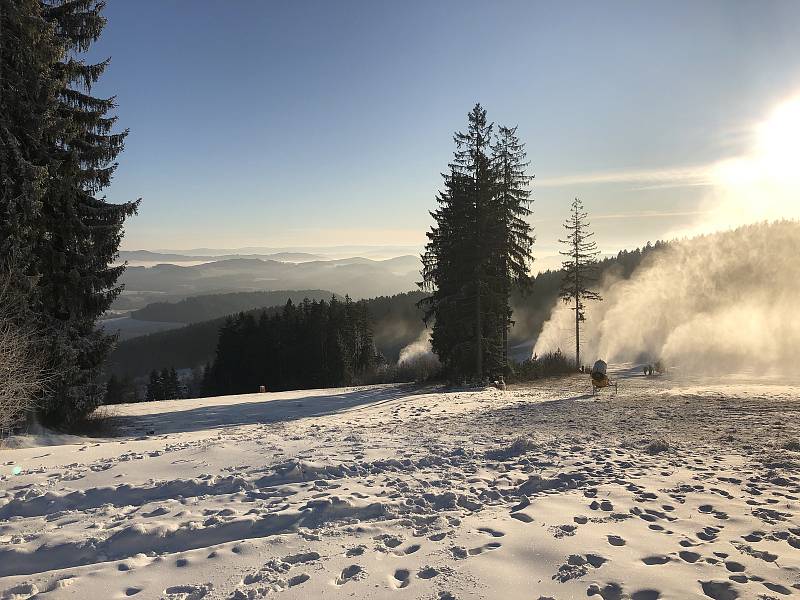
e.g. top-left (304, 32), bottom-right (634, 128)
top-left (89, 1), bottom-right (800, 258)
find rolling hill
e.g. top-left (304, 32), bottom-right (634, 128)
top-left (114, 255), bottom-right (421, 312)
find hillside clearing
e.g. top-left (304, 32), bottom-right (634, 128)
top-left (1, 368), bottom-right (799, 599)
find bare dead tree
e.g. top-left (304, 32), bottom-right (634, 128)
top-left (0, 269), bottom-right (48, 439)
top-left (559, 198), bottom-right (602, 368)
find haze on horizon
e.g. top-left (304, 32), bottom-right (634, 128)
top-left (90, 0), bottom-right (800, 257)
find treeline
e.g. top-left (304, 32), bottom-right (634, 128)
top-left (106, 291), bottom-right (427, 380)
top-left (105, 367), bottom-right (188, 404)
top-left (202, 297), bottom-right (378, 396)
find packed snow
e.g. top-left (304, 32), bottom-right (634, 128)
top-left (1, 367), bottom-right (799, 599)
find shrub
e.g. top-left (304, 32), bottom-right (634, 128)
top-left (510, 349), bottom-right (576, 382)
top-left (67, 405), bottom-right (119, 437)
top-left (366, 353), bottom-right (442, 384)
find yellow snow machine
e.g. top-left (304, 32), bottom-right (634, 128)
top-left (590, 359), bottom-right (617, 396)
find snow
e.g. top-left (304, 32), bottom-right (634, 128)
top-left (1, 368), bottom-right (799, 599)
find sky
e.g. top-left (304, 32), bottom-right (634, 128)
top-left (88, 0), bottom-right (800, 262)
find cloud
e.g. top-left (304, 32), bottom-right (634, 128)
top-left (535, 165), bottom-right (713, 189)
top-left (590, 209), bottom-right (714, 221)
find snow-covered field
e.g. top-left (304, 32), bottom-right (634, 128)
top-left (1, 367), bottom-right (799, 600)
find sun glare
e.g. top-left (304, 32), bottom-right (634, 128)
top-left (757, 95), bottom-right (800, 184)
top-left (708, 94), bottom-right (800, 225)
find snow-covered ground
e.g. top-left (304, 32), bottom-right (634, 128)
top-left (1, 367), bottom-right (799, 599)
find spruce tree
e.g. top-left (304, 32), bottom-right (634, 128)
top-left (146, 370), bottom-right (162, 402)
top-left (168, 367), bottom-right (182, 399)
top-left (33, 0), bottom-right (139, 424)
top-left (421, 105), bottom-right (494, 379)
top-left (490, 125), bottom-right (535, 371)
top-left (104, 374), bottom-right (122, 404)
top-left (160, 368), bottom-right (172, 399)
top-left (103, 373), bottom-right (135, 404)
top-left (421, 105), bottom-right (534, 380)
top-left (559, 197), bottom-right (601, 368)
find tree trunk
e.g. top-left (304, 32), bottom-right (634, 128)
top-left (502, 317), bottom-right (508, 372)
top-left (475, 280), bottom-right (483, 378)
top-left (575, 294), bottom-right (580, 369)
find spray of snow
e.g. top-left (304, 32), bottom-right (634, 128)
top-left (535, 96), bottom-right (800, 374)
top-left (398, 329), bottom-right (437, 365)
top-left (533, 221), bottom-right (800, 375)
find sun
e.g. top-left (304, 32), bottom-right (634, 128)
top-left (708, 94), bottom-right (800, 224)
top-left (757, 95), bottom-right (800, 185)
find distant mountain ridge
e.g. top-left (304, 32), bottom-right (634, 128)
top-left (118, 250), bottom-right (326, 263)
top-left (143, 244), bottom-right (423, 260)
top-left (116, 254), bottom-right (422, 311)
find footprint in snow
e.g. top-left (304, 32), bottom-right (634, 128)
top-left (641, 555), bottom-right (670, 565)
top-left (511, 512), bottom-right (534, 523)
top-left (477, 527), bottom-right (505, 537)
top-left (417, 566), bottom-right (440, 579)
top-left (607, 535), bottom-right (626, 547)
top-left (467, 542), bottom-right (501, 556)
top-left (287, 573), bottom-right (309, 587)
top-left (335, 564), bottom-right (365, 585)
top-left (392, 569), bottom-right (410, 589)
top-left (679, 550), bottom-right (701, 563)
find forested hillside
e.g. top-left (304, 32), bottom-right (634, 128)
top-left (131, 289), bottom-right (336, 323)
top-left (204, 297), bottom-right (376, 395)
top-left (106, 291), bottom-right (428, 379)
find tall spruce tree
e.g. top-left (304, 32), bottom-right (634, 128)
top-left (559, 197), bottom-right (601, 368)
top-left (490, 125), bottom-right (534, 370)
top-left (421, 105), bottom-right (534, 380)
top-left (33, 1), bottom-right (139, 424)
top-left (2, 1), bottom-right (138, 425)
top-left (421, 105), bottom-right (494, 379)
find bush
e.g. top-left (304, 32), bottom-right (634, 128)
top-left (0, 274), bottom-right (47, 437)
top-left (366, 353), bottom-right (442, 384)
top-left (67, 405), bottom-right (119, 437)
top-left (510, 349), bottom-right (576, 382)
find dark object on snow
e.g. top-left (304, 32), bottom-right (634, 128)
top-left (590, 359), bottom-right (616, 395)
top-left (591, 360), bottom-right (607, 379)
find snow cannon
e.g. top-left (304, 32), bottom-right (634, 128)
top-left (590, 359), bottom-right (617, 395)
